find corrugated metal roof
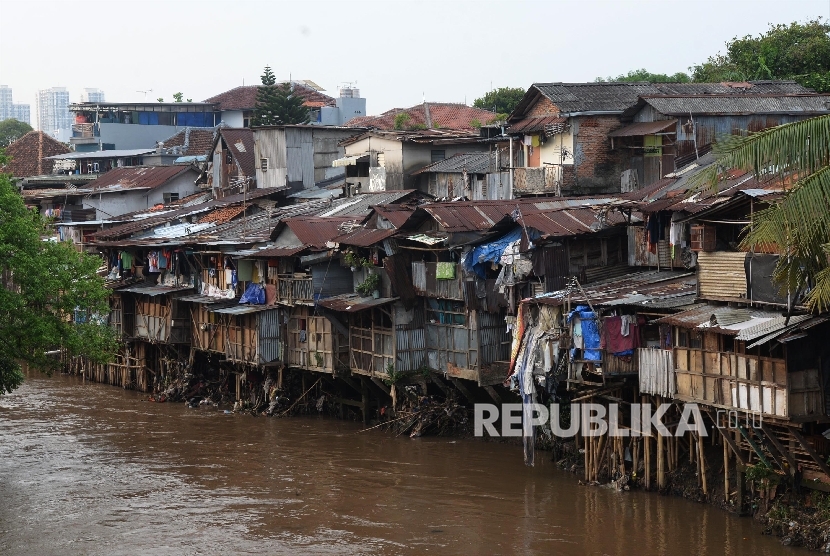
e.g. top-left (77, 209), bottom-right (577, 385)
top-left (656, 304), bottom-right (785, 334)
top-left (412, 152), bottom-right (494, 175)
top-left (220, 128), bottom-right (256, 177)
top-left (86, 166), bottom-right (194, 192)
top-left (178, 294), bottom-right (238, 304)
top-left (210, 303), bottom-right (278, 315)
top-left (641, 94), bottom-right (830, 116)
top-left (528, 270), bottom-right (696, 308)
top-left (118, 284), bottom-right (193, 296)
top-left (284, 217), bottom-right (356, 249)
top-left (333, 227), bottom-right (397, 247)
top-left (372, 205), bottom-right (418, 228)
top-left (46, 148), bottom-right (156, 160)
top-left (317, 190), bottom-right (421, 218)
top-left (247, 245), bottom-right (305, 258)
top-left (735, 314), bottom-right (813, 341)
top-left (607, 119), bottom-right (678, 138)
top-left (316, 293), bottom-right (398, 312)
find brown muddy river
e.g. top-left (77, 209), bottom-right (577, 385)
top-left (0, 372), bottom-right (796, 555)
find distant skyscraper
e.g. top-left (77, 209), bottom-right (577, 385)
top-left (13, 104), bottom-right (31, 125)
top-left (81, 88), bottom-right (105, 103)
top-left (37, 87), bottom-right (72, 134)
top-left (0, 85), bottom-right (13, 121)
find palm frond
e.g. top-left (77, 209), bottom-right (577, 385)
top-left (694, 114), bottom-right (830, 189)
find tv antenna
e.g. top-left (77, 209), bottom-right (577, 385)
top-left (136, 89), bottom-right (153, 101)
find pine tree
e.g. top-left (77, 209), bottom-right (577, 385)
top-left (252, 66), bottom-right (309, 126)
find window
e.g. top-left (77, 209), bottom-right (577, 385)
top-left (426, 299), bottom-right (466, 325)
top-left (242, 111), bottom-right (254, 128)
top-left (163, 192), bottom-right (179, 204)
top-left (431, 150), bottom-right (446, 163)
top-left (260, 158), bottom-right (269, 171)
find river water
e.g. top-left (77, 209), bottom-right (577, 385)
top-left (0, 373), bottom-right (795, 555)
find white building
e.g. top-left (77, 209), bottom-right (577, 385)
top-left (37, 87), bottom-right (72, 135)
top-left (81, 88), bottom-right (105, 103)
top-left (0, 85), bottom-right (30, 124)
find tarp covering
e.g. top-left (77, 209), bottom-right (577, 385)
top-left (239, 283), bottom-right (265, 305)
top-left (464, 228), bottom-right (532, 279)
top-left (567, 305), bottom-right (601, 361)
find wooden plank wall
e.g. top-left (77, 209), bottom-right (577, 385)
top-left (674, 347), bottom-right (788, 417)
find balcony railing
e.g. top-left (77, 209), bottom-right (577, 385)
top-left (71, 123), bottom-right (99, 138)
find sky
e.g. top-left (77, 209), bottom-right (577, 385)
top-left (2, 0), bottom-right (829, 127)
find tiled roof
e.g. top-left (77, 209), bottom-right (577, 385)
top-left (197, 204), bottom-right (247, 224)
top-left (219, 128), bottom-right (256, 177)
top-left (160, 128), bottom-right (216, 157)
top-left (2, 131), bottom-right (70, 177)
top-left (514, 80), bottom-right (817, 117)
top-left (204, 83), bottom-right (335, 111)
top-left (412, 152), bottom-right (494, 175)
top-left (638, 94), bottom-right (830, 116)
top-left (86, 166), bottom-right (193, 192)
top-left (346, 102), bottom-right (497, 131)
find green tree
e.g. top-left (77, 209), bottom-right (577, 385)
top-left (691, 19), bottom-right (830, 92)
top-left (0, 153), bottom-right (117, 393)
top-left (253, 66), bottom-right (309, 126)
top-left (0, 119), bottom-right (33, 147)
top-left (698, 115), bottom-right (830, 311)
top-left (595, 69), bottom-right (691, 83)
top-left (173, 92), bottom-right (183, 102)
top-left (473, 87), bottom-right (526, 115)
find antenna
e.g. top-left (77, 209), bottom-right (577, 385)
top-left (136, 89), bottom-right (153, 101)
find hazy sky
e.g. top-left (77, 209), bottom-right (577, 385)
top-left (2, 0), bottom-right (828, 123)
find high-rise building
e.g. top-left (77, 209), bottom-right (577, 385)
top-left (0, 85), bottom-right (13, 121)
top-left (0, 85), bottom-right (30, 124)
top-left (13, 104), bottom-right (31, 125)
top-left (81, 88), bottom-right (105, 103)
top-left (37, 87), bottom-right (72, 134)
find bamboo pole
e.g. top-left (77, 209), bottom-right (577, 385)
top-left (643, 395), bottom-right (651, 489)
top-left (723, 429), bottom-right (730, 503)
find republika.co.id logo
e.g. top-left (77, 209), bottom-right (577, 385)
top-left (473, 402), bottom-right (759, 438)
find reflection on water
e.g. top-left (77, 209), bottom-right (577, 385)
top-left (0, 373), bottom-right (794, 555)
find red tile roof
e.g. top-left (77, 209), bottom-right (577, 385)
top-left (346, 102), bottom-right (498, 131)
top-left (197, 205), bottom-right (247, 224)
top-left (204, 83), bottom-right (335, 111)
top-left (219, 128), bottom-right (256, 177)
top-left (160, 128), bottom-right (216, 157)
top-left (87, 166), bottom-right (193, 192)
top-left (2, 131), bottom-right (70, 177)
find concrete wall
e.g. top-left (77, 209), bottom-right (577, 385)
top-left (401, 142), bottom-right (488, 189)
top-left (343, 136), bottom-right (404, 190)
top-left (84, 169), bottom-right (199, 219)
top-left (99, 123), bottom-right (186, 150)
top-left (221, 110), bottom-right (244, 128)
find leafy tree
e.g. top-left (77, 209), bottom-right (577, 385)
top-left (0, 119), bottom-right (33, 147)
top-left (393, 112), bottom-right (411, 130)
top-left (173, 92), bottom-right (183, 102)
top-left (473, 87), bottom-right (526, 115)
top-left (691, 19), bottom-right (830, 92)
top-left (157, 97), bottom-right (164, 103)
top-left (595, 69), bottom-right (691, 83)
top-left (0, 153), bottom-right (117, 393)
top-left (698, 115), bottom-right (830, 311)
top-left (253, 66), bottom-right (309, 126)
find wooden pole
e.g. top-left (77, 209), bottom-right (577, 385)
top-left (643, 396), bottom-right (651, 489)
top-left (657, 398), bottom-right (665, 490)
top-left (698, 432), bottom-right (708, 496)
top-left (723, 429), bottom-right (730, 503)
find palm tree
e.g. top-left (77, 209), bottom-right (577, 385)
top-left (699, 115), bottom-right (830, 311)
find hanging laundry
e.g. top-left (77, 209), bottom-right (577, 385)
top-left (147, 252), bottom-right (159, 273)
top-left (120, 251), bottom-right (133, 270)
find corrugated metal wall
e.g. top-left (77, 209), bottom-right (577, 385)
top-left (477, 310), bottom-right (509, 366)
top-left (395, 302), bottom-right (425, 372)
top-left (311, 262), bottom-right (353, 299)
top-left (255, 128), bottom-right (287, 189)
top-left (257, 308), bottom-right (283, 364)
top-left (698, 251), bottom-right (747, 299)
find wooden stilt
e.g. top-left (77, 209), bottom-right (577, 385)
top-left (723, 431), bottom-right (730, 504)
top-left (698, 432), bottom-right (708, 495)
top-left (657, 398), bottom-right (665, 490)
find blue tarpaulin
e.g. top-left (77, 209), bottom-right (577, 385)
top-left (464, 228), bottom-right (536, 279)
top-left (567, 305), bottom-right (601, 361)
top-left (239, 283), bottom-right (265, 305)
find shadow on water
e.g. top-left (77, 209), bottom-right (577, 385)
top-left (0, 372), bottom-right (803, 555)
